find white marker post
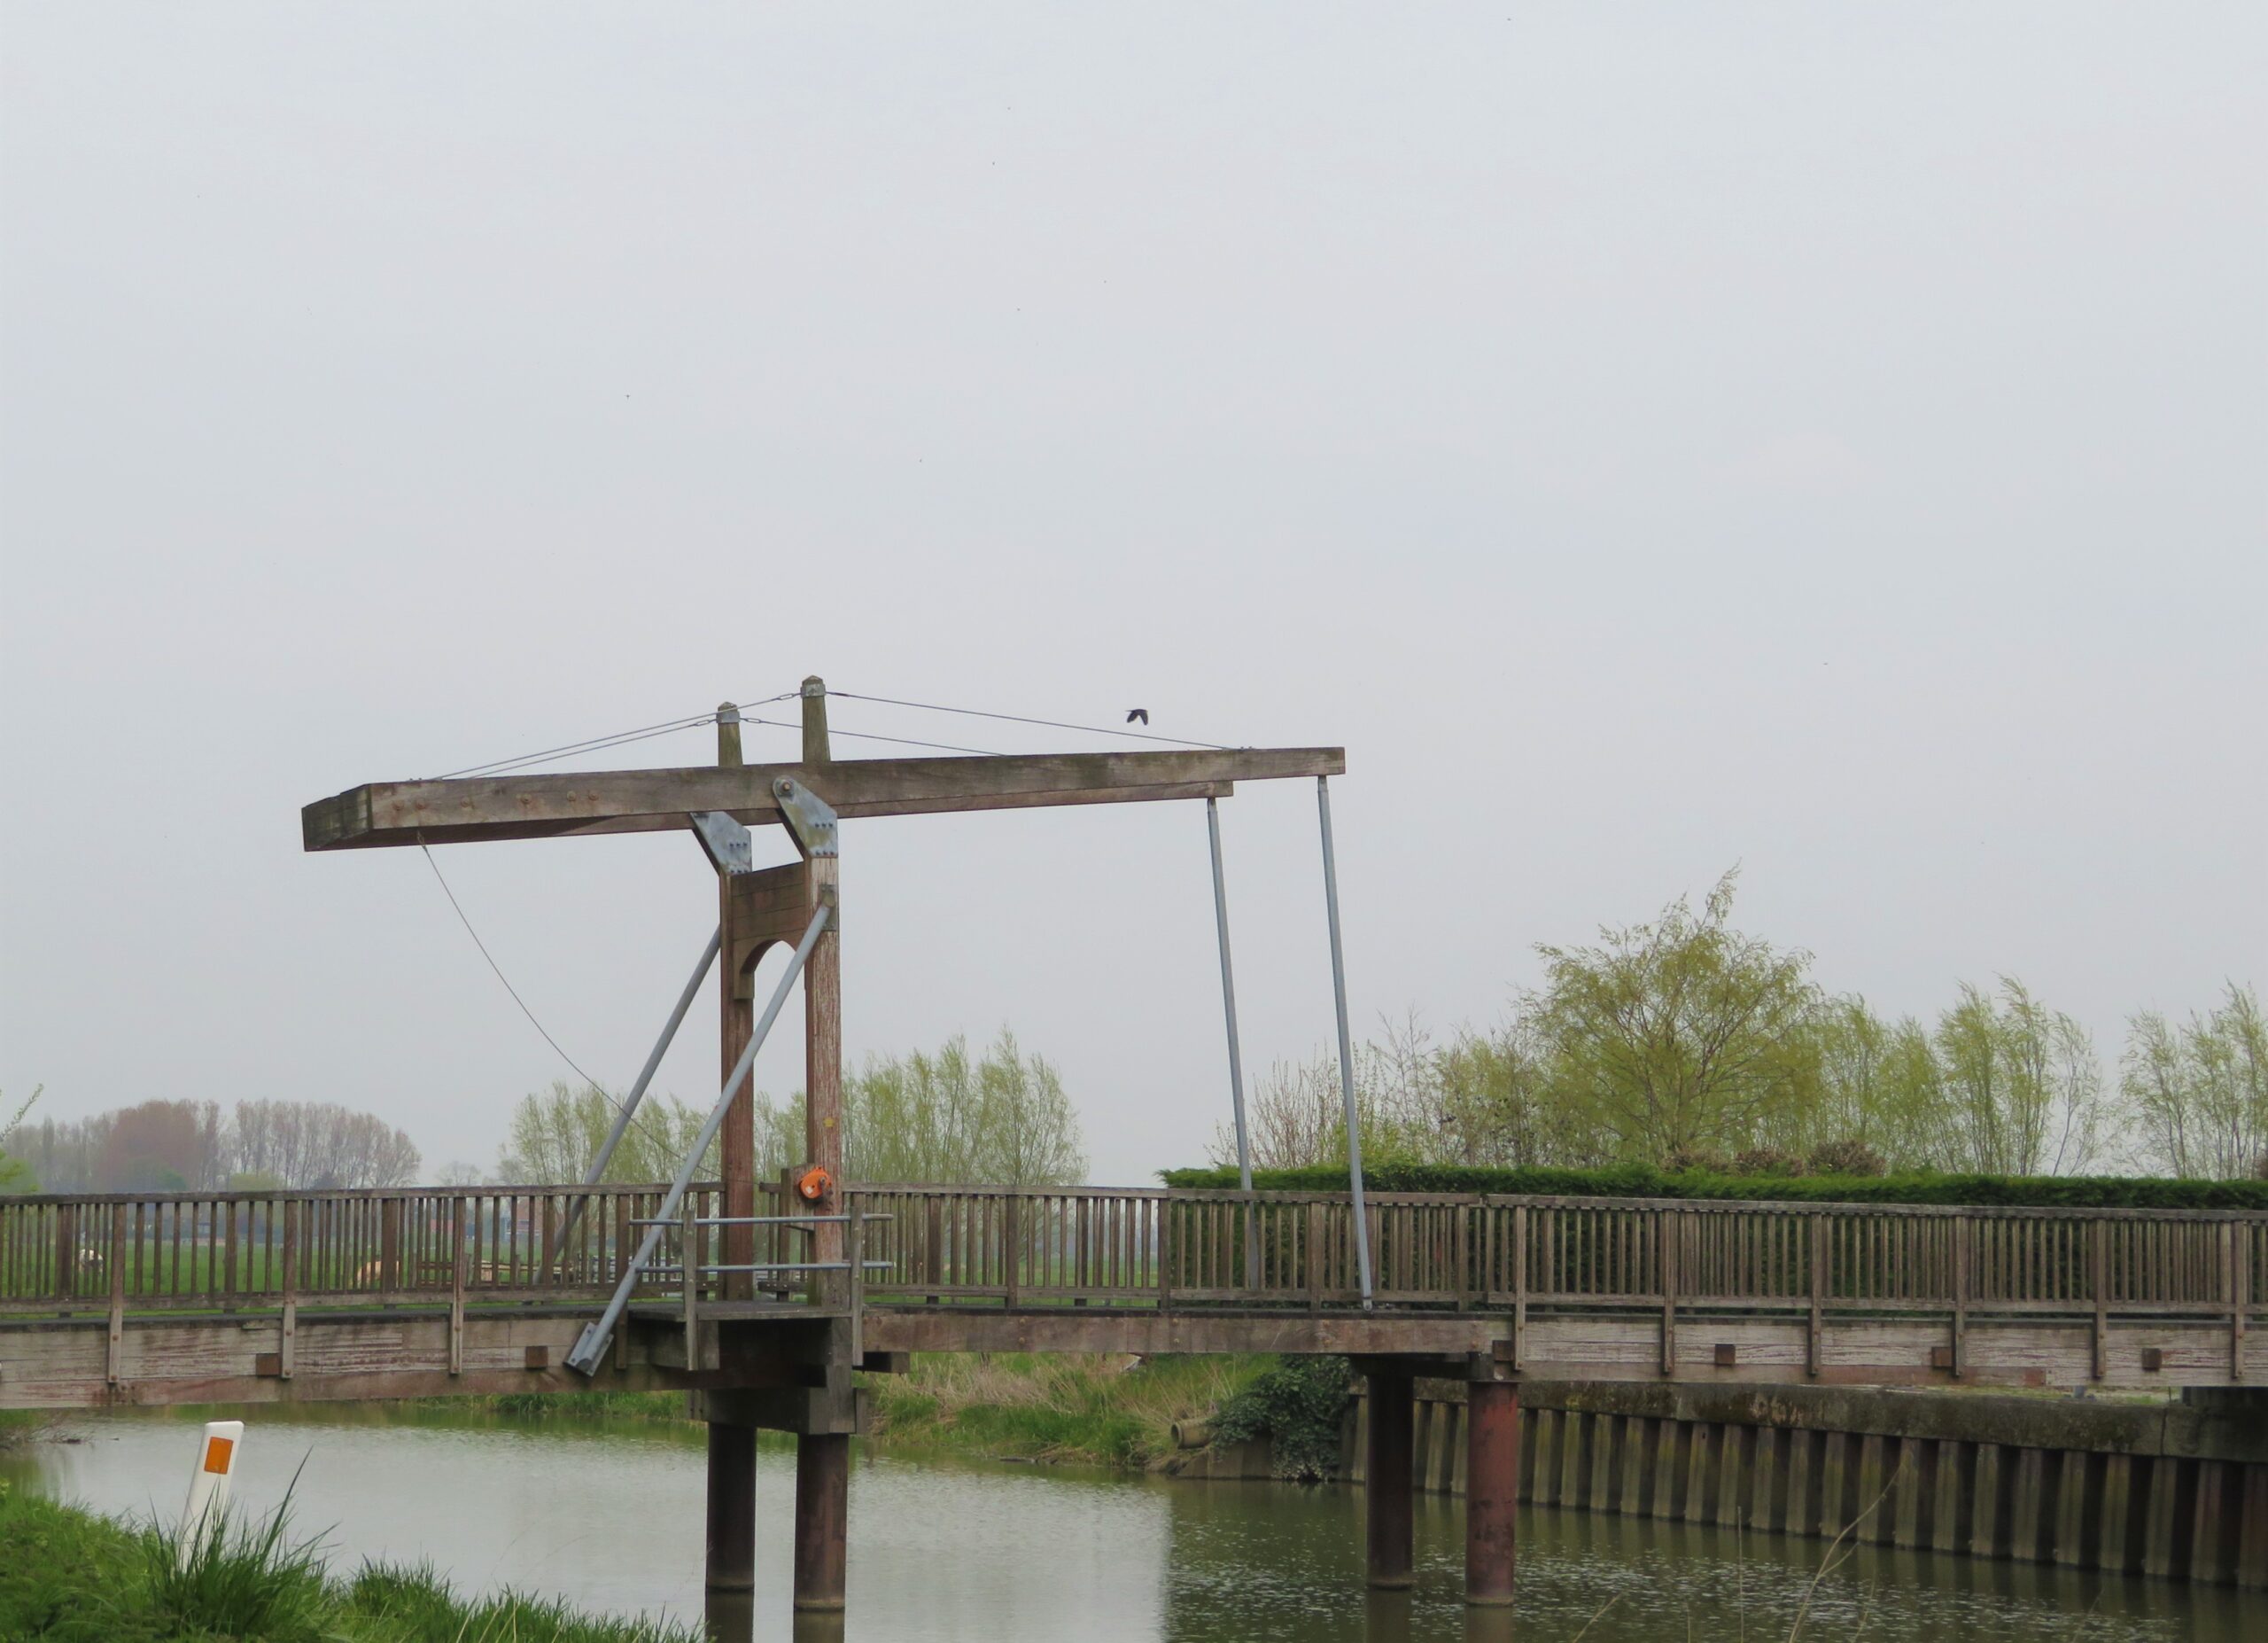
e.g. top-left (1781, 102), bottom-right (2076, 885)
top-left (176, 1420), bottom-right (245, 1569)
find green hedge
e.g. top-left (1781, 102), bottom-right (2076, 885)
top-left (1156, 1162), bottom-right (2268, 1211)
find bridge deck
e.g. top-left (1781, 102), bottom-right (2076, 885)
top-left (3, 1181), bottom-right (2261, 1407)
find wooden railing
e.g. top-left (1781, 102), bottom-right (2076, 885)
top-left (0, 1184), bottom-right (727, 1314)
top-left (844, 1186), bottom-right (2268, 1323)
top-left (6, 1183), bottom-right (2264, 1329)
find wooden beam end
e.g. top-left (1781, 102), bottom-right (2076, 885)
top-left (302, 788), bottom-right (374, 852)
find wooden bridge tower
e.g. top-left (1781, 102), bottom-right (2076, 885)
top-left (299, 679), bottom-right (1349, 1611)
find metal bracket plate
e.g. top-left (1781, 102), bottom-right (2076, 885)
top-left (688, 811), bottom-right (754, 875)
top-left (773, 778), bottom-right (839, 858)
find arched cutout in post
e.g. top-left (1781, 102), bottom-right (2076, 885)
top-left (1317, 776), bottom-right (1374, 1306)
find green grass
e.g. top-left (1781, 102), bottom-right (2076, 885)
top-left (0, 1483), bottom-right (700, 1643)
top-left (864, 1352), bottom-right (1269, 1468)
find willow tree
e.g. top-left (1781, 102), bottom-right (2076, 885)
top-left (1523, 870), bottom-right (1823, 1163)
top-left (1933, 979), bottom-right (2109, 1175)
top-left (2124, 984), bottom-right (2267, 1178)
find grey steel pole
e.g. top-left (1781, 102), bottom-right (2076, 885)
top-left (1317, 776), bottom-right (1374, 1306)
top-left (1207, 798), bottom-right (1258, 1294)
top-left (557, 925), bottom-right (723, 1256)
top-left (566, 904), bottom-right (831, 1375)
top-left (1207, 799), bottom-right (1253, 1193)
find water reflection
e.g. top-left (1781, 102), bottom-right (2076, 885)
top-left (4, 1407), bottom-right (2256, 1642)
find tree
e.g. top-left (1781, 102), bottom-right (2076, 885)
top-left (842, 1030), bottom-right (1086, 1186)
top-left (97, 1101), bottom-right (225, 1194)
top-left (2125, 984), bottom-right (2268, 1178)
top-left (1522, 870), bottom-right (1824, 1163)
top-left (496, 1081), bottom-right (715, 1185)
top-left (1933, 979), bottom-right (2109, 1175)
top-left (970, 1030), bottom-right (1086, 1187)
top-left (227, 1101), bottom-right (419, 1188)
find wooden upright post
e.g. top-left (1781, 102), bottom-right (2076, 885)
top-left (718, 712), bottom-right (756, 1301)
top-left (1365, 1363), bottom-right (1415, 1589)
top-left (794, 676), bottom-right (850, 1614)
top-left (707, 702), bottom-right (760, 1598)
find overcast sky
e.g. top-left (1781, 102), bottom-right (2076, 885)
top-left (3, 5), bottom-right (2261, 1187)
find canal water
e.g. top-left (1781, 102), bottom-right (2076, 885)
top-left (4, 1406), bottom-right (2255, 1641)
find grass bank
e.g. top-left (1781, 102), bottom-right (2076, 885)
top-left (0, 1483), bottom-right (697, 1643)
top-left (432, 1353), bottom-right (1270, 1469)
top-left (863, 1352), bottom-right (1266, 1468)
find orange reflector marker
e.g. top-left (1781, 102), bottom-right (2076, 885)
top-left (203, 1437), bottom-right (235, 1474)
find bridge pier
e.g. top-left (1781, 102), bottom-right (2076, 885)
top-left (1364, 1364), bottom-right (1415, 1589)
top-left (704, 1421), bottom-right (758, 1592)
top-left (793, 1432), bottom-right (850, 1609)
top-left (1464, 1380), bottom-right (1520, 1606)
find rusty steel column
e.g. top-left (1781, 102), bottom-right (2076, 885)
top-left (1465, 1380), bottom-right (1521, 1606)
top-left (793, 1432), bottom-right (850, 1610)
top-left (705, 1421), bottom-right (757, 1592)
top-left (1366, 1365), bottom-right (1415, 1589)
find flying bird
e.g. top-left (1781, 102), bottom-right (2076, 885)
top-left (1125, 709), bottom-right (1149, 725)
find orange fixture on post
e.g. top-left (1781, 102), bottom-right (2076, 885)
top-left (796, 1165), bottom-right (832, 1203)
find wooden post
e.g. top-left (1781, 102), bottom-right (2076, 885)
top-left (2092, 1219), bottom-right (2109, 1382)
top-left (682, 1194), bottom-right (702, 1370)
top-left (2227, 1223), bottom-right (2246, 1382)
top-left (1512, 1204), bottom-right (1527, 1370)
top-left (718, 936), bottom-right (757, 1301)
top-left (379, 1197), bottom-right (401, 1293)
top-left (105, 1203), bottom-right (126, 1386)
top-left (801, 675), bottom-right (831, 767)
top-left (705, 1420), bottom-right (757, 1593)
top-left (1808, 1214), bottom-right (1827, 1379)
top-left (222, 1196), bottom-right (239, 1311)
top-left (1661, 1211), bottom-right (1679, 1375)
top-left (796, 680), bottom-right (844, 1289)
top-left (447, 1195), bottom-right (465, 1376)
top-left (1004, 1195), bottom-right (1021, 1309)
top-left (792, 685), bottom-right (851, 1639)
top-left (1306, 1200), bottom-right (1324, 1313)
top-left (280, 1198), bottom-right (299, 1380)
top-left (717, 702), bottom-right (743, 768)
top-left (1365, 1363), bottom-right (1415, 1589)
top-left (1159, 1194), bottom-right (1175, 1315)
top-left (1465, 1379), bottom-right (1519, 1606)
top-left (1953, 1215), bottom-right (1970, 1379)
top-left (52, 1203), bottom-right (72, 1305)
top-left (794, 1434), bottom-right (850, 1610)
